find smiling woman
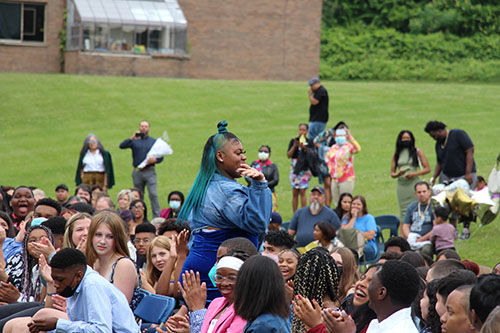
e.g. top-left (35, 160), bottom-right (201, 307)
top-left (9, 186), bottom-right (35, 229)
top-left (85, 210), bottom-right (141, 310)
top-left (177, 121), bottom-right (272, 302)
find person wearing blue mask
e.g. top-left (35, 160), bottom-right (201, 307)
top-left (160, 191), bottom-right (185, 219)
top-left (325, 121), bottom-right (361, 204)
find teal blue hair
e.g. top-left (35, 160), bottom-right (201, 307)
top-left (178, 121), bottom-right (238, 223)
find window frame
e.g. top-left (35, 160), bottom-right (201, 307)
top-left (0, 1), bottom-right (46, 44)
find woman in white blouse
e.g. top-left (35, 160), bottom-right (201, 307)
top-left (75, 134), bottom-right (115, 191)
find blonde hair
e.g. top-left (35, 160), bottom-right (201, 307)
top-left (331, 247), bottom-right (358, 303)
top-left (63, 212), bottom-right (92, 249)
top-left (481, 306), bottom-right (500, 333)
top-left (85, 210), bottom-right (130, 267)
top-left (117, 190), bottom-right (134, 207)
top-left (146, 236), bottom-right (171, 287)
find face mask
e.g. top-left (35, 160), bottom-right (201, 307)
top-left (335, 136), bottom-right (346, 145)
top-left (208, 263), bottom-right (217, 287)
top-left (258, 152), bottom-right (269, 161)
top-left (310, 201), bottom-right (321, 213)
top-left (59, 275), bottom-right (77, 298)
top-left (169, 200), bottom-right (181, 211)
top-left (400, 141), bottom-right (411, 148)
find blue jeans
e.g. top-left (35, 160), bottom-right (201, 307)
top-left (363, 244), bottom-right (377, 261)
top-left (308, 121), bottom-right (326, 140)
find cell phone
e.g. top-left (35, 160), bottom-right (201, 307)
top-left (135, 132), bottom-right (145, 138)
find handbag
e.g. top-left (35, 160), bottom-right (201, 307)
top-left (134, 290), bottom-right (176, 325)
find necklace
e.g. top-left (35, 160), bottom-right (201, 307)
top-left (417, 201), bottom-right (430, 221)
top-left (440, 131), bottom-right (449, 149)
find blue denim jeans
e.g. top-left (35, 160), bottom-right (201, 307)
top-left (308, 121), bottom-right (326, 140)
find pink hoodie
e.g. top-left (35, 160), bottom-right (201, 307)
top-left (200, 297), bottom-right (247, 333)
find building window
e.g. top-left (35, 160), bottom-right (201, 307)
top-left (0, 2), bottom-right (45, 42)
top-left (66, 0), bottom-right (187, 55)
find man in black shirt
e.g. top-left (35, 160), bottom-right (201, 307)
top-left (308, 77), bottom-right (329, 140)
top-left (425, 120), bottom-right (476, 239)
top-left (424, 121), bottom-right (476, 188)
top-left (119, 121), bottom-right (163, 218)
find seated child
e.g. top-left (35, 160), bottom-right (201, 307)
top-left (430, 206), bottom-right (457, 256)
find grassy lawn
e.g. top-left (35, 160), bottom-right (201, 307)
top-left (1, 73), bottom-right (499, 266)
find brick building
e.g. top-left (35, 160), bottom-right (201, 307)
top-left (0, 0), bottom-right (322, 81)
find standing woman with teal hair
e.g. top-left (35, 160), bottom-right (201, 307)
top-left (178, 121), bottom-right (273, 302)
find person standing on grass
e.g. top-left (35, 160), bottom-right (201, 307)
top-left (390, 130), bottom-right (431, 222)
top-left (75, 134), bottom-right (115, 192)
top-left (424, 120), bottom-right (476, 239)
top-left (307, 77), bottom-right (329, 140)
top-left (119, 121), bottom-right (163, 218)
top-left (424, 121), bottom-right (476, 189)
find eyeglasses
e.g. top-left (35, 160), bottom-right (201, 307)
top-left (89, 139), bottom-right (97, 143)
top-left (134, 238), bottom-right (151, 245)
top-left (211, 274), bottom-right (237, 284)
top-left (131, 206), bottom-right (144, 210)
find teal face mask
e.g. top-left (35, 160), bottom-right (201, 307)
top-left (208, 263), bottom-right (217, 287)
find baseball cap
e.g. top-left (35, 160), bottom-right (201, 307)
top-left (270, 212), bottom-right (282, 225)
top-left (311, 186), bottom-right (325, 195)
top-left (55, 184), bottom-right (69, 192)
top-left (308, 77), bottom-right (320, 86)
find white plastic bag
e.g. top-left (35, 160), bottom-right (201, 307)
top-left (137, 138), bottom-right (173, 169)
top-left (488, 161), bottom-right (500, 194)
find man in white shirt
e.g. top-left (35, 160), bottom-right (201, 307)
top-left (365, 260), bottom-right (419, 333)
top-left (323, 260), bottom-right (419, 333)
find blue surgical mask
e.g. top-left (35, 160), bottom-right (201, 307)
top-left (169, 200), bottom-right (181, 212)
top-left (208, 263), bottom-right (217, 287)
top-left (335, 136), bottom-right (346, 145)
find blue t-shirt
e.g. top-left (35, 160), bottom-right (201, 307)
top-left (404, 200), bottom-right (434, 237)
top-left (342, 214), bottom-right (377, 254)
top-left (289, 206), bottom-right (340, 247)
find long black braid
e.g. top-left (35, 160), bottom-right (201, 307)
top-left (292, 247), bottom-right (340, 333)
top-left (21, 225), bottom-right (54, 301)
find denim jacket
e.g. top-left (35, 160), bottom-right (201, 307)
top-left (189, 173), bottom-right (272, 234)
top-left (244, 313), bottom-right (290, 333)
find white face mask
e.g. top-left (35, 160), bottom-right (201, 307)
top-left (169, 200), bottom-right (181, 211)
top-left (258, 152), bottom-right (270, 161)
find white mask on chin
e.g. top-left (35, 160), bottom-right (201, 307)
top-left (310, 201), bottom-right (321, 213)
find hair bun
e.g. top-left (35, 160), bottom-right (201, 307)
top-left (217, 121), bottom-right (228, 134)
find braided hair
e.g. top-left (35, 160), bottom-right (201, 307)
top-left (178, 121), bottom-right (239, 223)
top-left (423, 279), bottom-right (441, 333)
top-left (292, 247), bottom-right (340, 333)
top-left (21, 225), bottom-right (54, 301)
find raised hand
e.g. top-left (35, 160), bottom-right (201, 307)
top-left (293, 295), bottom-right (322, 329)
top-left (39, 254), bottom-right (53, 283)
top-left (237, 164), bottom-right (265, 182)
top-left (178, 270), bottom-right (206, 311)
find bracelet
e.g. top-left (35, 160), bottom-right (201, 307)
top-left (47, 291), bottom-right (58, 296)
top-left (48, 252), bottom-right (56, 263)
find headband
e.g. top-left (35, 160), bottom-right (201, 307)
top-left (217, 256), bottom-right (244, 271)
